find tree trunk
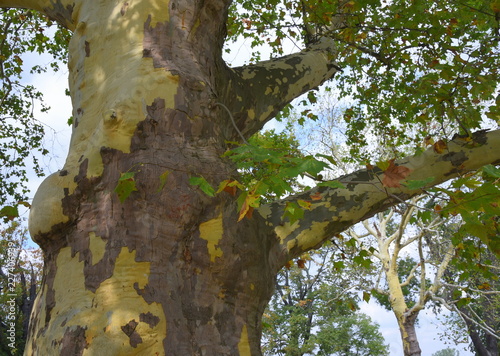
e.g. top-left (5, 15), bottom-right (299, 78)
top-left (383, 249), bottom-right (422, 356)
top-left (22, 0), bottom-right (280, 354)
top-left (397, 312), bottom-right (422, 356)
top-left (2, 0), bottom-right (500, 355)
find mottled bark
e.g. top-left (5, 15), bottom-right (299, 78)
top-left (398, 312), bottom-right (422, 356)
top-left (260, 129), bottom-right (500, 265)
top-left (1, 0), bottom-right (500, 355)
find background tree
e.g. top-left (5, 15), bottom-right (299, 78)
top-left (0, 8), bottom-right (70, 220)
top-left (0, 0), bottom-right (499, 355)
top-left (432, 347), bottom-right (461, 356)
top-left (262, 245), bottom-right (388, 356)
top-left (432, 238), bottom-right (500, 356)
top-left (0, 221), bottom-right (42, 355)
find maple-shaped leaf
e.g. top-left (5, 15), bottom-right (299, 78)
top-left (115, 172), bottom-right (138, 203)
top-left (381, 159), bottom-right (412, 188)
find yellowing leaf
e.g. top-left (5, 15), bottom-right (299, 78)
top-left (217, 179), bottom-right (241, 196)
top-left (376, 160), bottom-right (391, 171)
top-left (0, 205), bottom-right (19, 221)
top-left (297, 199), bottom-right (311, 210)
top-left (424, 136), bottom-right (434, 146)
top-left (237, 193), bottom-right (260, 221)
top-left (433, 140), bottom-right (447, 154)
top-left (310, 192), bottom-right (322, 201)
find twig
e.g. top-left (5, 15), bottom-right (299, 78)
top-left (215, 102), bottom-right (249, 145)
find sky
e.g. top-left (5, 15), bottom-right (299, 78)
top-left (13, 29), bottom-right (476, 356)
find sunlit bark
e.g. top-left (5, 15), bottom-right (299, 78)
top-left (1, 0), bottom-right (500, 355)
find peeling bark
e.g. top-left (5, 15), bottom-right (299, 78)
top-left (261, 129), bottom-right (500, 263)
top-left (398, 312), bottom-right (422, 356)
top-left (1, 0), bottom-right (500, 355)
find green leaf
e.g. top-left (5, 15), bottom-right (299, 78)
top-left (362, 291), bottom-right (371, 303)
top-left (353, 253), bottom-right (372, 269)
top-left (189, 176), bottom-right (215, 197)
top-left (316, 153), bottom-right (337, 166)
top-left (0, 205), bottom-right (19, 221)
top-left (283, 201), bottom-right (304, 225)
top-left (483, 164), bottom-right (500, 178)
top-left (403, 177), bottom-right (434, 190)
top-left (114, 172), bottom-right (138, 203)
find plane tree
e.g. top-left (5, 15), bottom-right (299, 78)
top-left (0, 221), bottom-right (42, 354)
top-left (261, 245), bottom-right (389, 356)
top-left (0, 0), bottom-right (499, 355)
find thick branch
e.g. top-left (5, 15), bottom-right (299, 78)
top-left (222, 38), bottom-right (340, 140)
top-left (258, 129), bottom-right (500, 264)
top-left (0, 0), bottom-right (75, 29)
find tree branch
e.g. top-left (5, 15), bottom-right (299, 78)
top-left (0, 0), bottom-right (76, 29)
top-left (430, 294), bottom-right (500, 340)
top-left (258, 129), bottom-right (500, 264)
top-left (222, 38), bottom-right (340, 141)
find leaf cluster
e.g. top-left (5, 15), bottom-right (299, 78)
top-left (0, 9), bottom-right (70, 211)
top-left (0, 221), bottom-right (43, 355)
top-left (222, 129), bottom-right (331, 221)
top-left (263, 246), bottom-right (389, 356)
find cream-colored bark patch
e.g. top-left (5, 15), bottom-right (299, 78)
top-left (35, 246), bottom-right (166, 355)
top-left (66, 0), bottom-right (176, 178)
top-left (88, 232), bottom-right (107, 265)
top-left (28, 171), bottom-right (77, 236)
top-left (29, 0), bottom-right (179, 236)
top-left (274, 222), bottom-right (299, 244)
top-left (295, 221), bottom-right (329, 251)
top-left (199, 214), bottom-right (224, 262)
top-left (238, 325), bottom-right (251, 356)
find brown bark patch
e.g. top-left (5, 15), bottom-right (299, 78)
top-left (140, 312), bottom-right (161, 328)
top-left (442, 151), bottom-right (468, 176)
top-left (120, 2), bottom-right (129, 16)
top-left (121, 319), bottom-right (143, 348)
top-left (60, 326), bottom-right (88, 355)
top-left (143, 16), bottom-right (171, 69)
top-left (43, 2), bottom-right (74, 26)
top-left (84, 41), bottom-right (90, 57)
